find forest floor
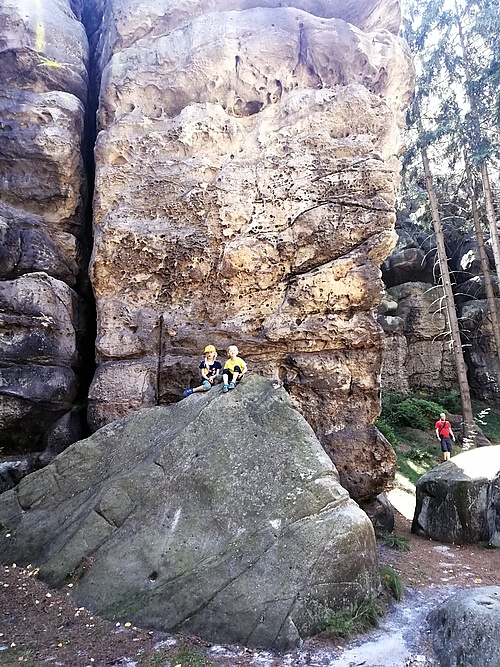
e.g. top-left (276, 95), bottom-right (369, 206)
top-left (1, 509), bottom-right (499, 667)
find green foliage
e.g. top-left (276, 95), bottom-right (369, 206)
top-left (395, 443), bottom-right (439, 486)
top-left (380, 392), bottom-right (406, 423)
top-left (407, 446), bottom-right (435, 466)
top-left (376, 531), bottom-right (411, 552)
top-left (381, 392), bottom-right (443, 431)
top-left (312, 599), bottom-right (382, 638)
top-left (427, 389), bottom-right (461, 414)
top-left (393, 398), bottom-right (442, 431)
top-left (400, 0), bottom-right (500, 234)
top-left (166, 646), bottom-right (213, 667)
top-left (379, 566), bottom-right (404, 602)
top-left (375, 417), bottom-right (398, 446)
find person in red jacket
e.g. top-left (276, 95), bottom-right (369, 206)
top-left (435, 412), bottom-right (455, 461)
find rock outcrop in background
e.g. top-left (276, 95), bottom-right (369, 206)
top-left (449, 233), bottom-right (500, 403)
top-left (0, 0), bottom-right (90, 459)
top-left (0, 377), bottom-right (380, 650)
top-left (87, 0), bottom-right (414, 503)
top-left (378, 219), bottom-right (457, 394)
top-left (379, 219), bottom-right (500, 401)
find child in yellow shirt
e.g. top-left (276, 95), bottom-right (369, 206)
top-left (222, 345), bottom-right (248, 393)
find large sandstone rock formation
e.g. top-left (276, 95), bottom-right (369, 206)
top-left (448, 232), bottom-right (500, 402)
top-left (0, 0), bottom-right (89, 453)
top-left (378, 220), bottom-right (457, 394)
top-left (412, 446), bottom-right (500, 545)
top-left (0, 376), bottom-right (380, 650)
top-left (87, 0), bottom-right (413, 501)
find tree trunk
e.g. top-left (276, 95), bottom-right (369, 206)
top-left (464, 158), bottom-right (500, 381)
top-left (480, 162), bottom-right (500, 283)
top-left (421, 147), bottom-right (476, 445)
top-left (453, 0), bottom-right (500, 281)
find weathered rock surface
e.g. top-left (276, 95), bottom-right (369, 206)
top-left (93, 0), bottom-right (403, 75)
top-left (428, 587), bottom-right (500, 667)
top-left (0, 1), bottom-right (89, 453)
top-left (412, 446), bottom-right (500, 545)
top-left (0, 376), bottom-right (380, 650)
top-left (459, 300), bottom-right (500, 403)
top-left (380, 220), bottom-right (500, 401)
top-left (323, 425), bottom-right (396, 503)
top-left (378, 282), bottom-right (457, 393)
top-left (381, 219), bottom-right (435, 288)
top-left (87, 0), bottom-right (414, 503)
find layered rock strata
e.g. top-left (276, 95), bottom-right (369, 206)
top-left (88, 0), bottom-right (413, 501)
top-left (0, 376), bottom-right (380, 650)
top-left (0, 0), bottom-right (89, 452)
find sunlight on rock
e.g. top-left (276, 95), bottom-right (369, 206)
top-left (450, 445), bottom-right (500, 479)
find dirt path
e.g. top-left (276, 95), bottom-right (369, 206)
top-left (1, 512), bottom-right (499, 667)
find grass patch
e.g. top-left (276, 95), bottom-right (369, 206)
top-left (376, 531), bottom-right (411, 552)
top-left (380, 565), bottom-right (404, 601)
top-left (311, 599), bottom-right (383, 638)
top-left (165, 646), bottom-right (213, 667)
top-left (140, 654), bottom-right (169, 667)
top-left (393, 433), bottom-right (440, 486)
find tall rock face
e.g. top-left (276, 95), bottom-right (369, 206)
top-left (379, 221), bottom-right (500, 401)
top-left (0, 376), bottom-right (380, 650)
top-left (378, 221), bottom-right (457, 394)
top-left (448, 233), bottom-right (500, 403)
top-left (0, 0), bottom-right (89, 453)
top-left (87, 0), bottom-right (413, 501)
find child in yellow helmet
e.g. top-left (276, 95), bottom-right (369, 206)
top-left (183, 345), bottom-right (223, 397)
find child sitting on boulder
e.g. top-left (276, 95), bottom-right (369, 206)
top-left (222, 345), bottom-right (248, 393)
top-left (183, 345), bottom-right (223, 397)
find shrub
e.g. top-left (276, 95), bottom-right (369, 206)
top-left (428, 389), bottom-right (461, 414)
top-left (312, 599), bottom-right (383, 638)
top-left (392, 397), bottom-right (443, 431)
top-left (380, 392), bottom-right (406, 421)
top-left (376, 531), bottom-right (411, 552)
top-left (380, 565), bottom-right (404, 601)
top-left (375, 417), bottom-right (398, 446)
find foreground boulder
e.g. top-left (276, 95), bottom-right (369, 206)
top-left (428, 587), bottom-right (500, 667)
top-left (0, 376), bottom-right (379, 650)
top-left (412, 446), bottom-right (500, 545)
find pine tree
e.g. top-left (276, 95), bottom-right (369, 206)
top-left (401, 0), bottom-right (500, 440)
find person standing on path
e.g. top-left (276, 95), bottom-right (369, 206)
top-left (435, 412), bottom-right (455, 461)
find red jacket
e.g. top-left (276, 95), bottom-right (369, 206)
top-left (435, 420), bottom-right (451, 438)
